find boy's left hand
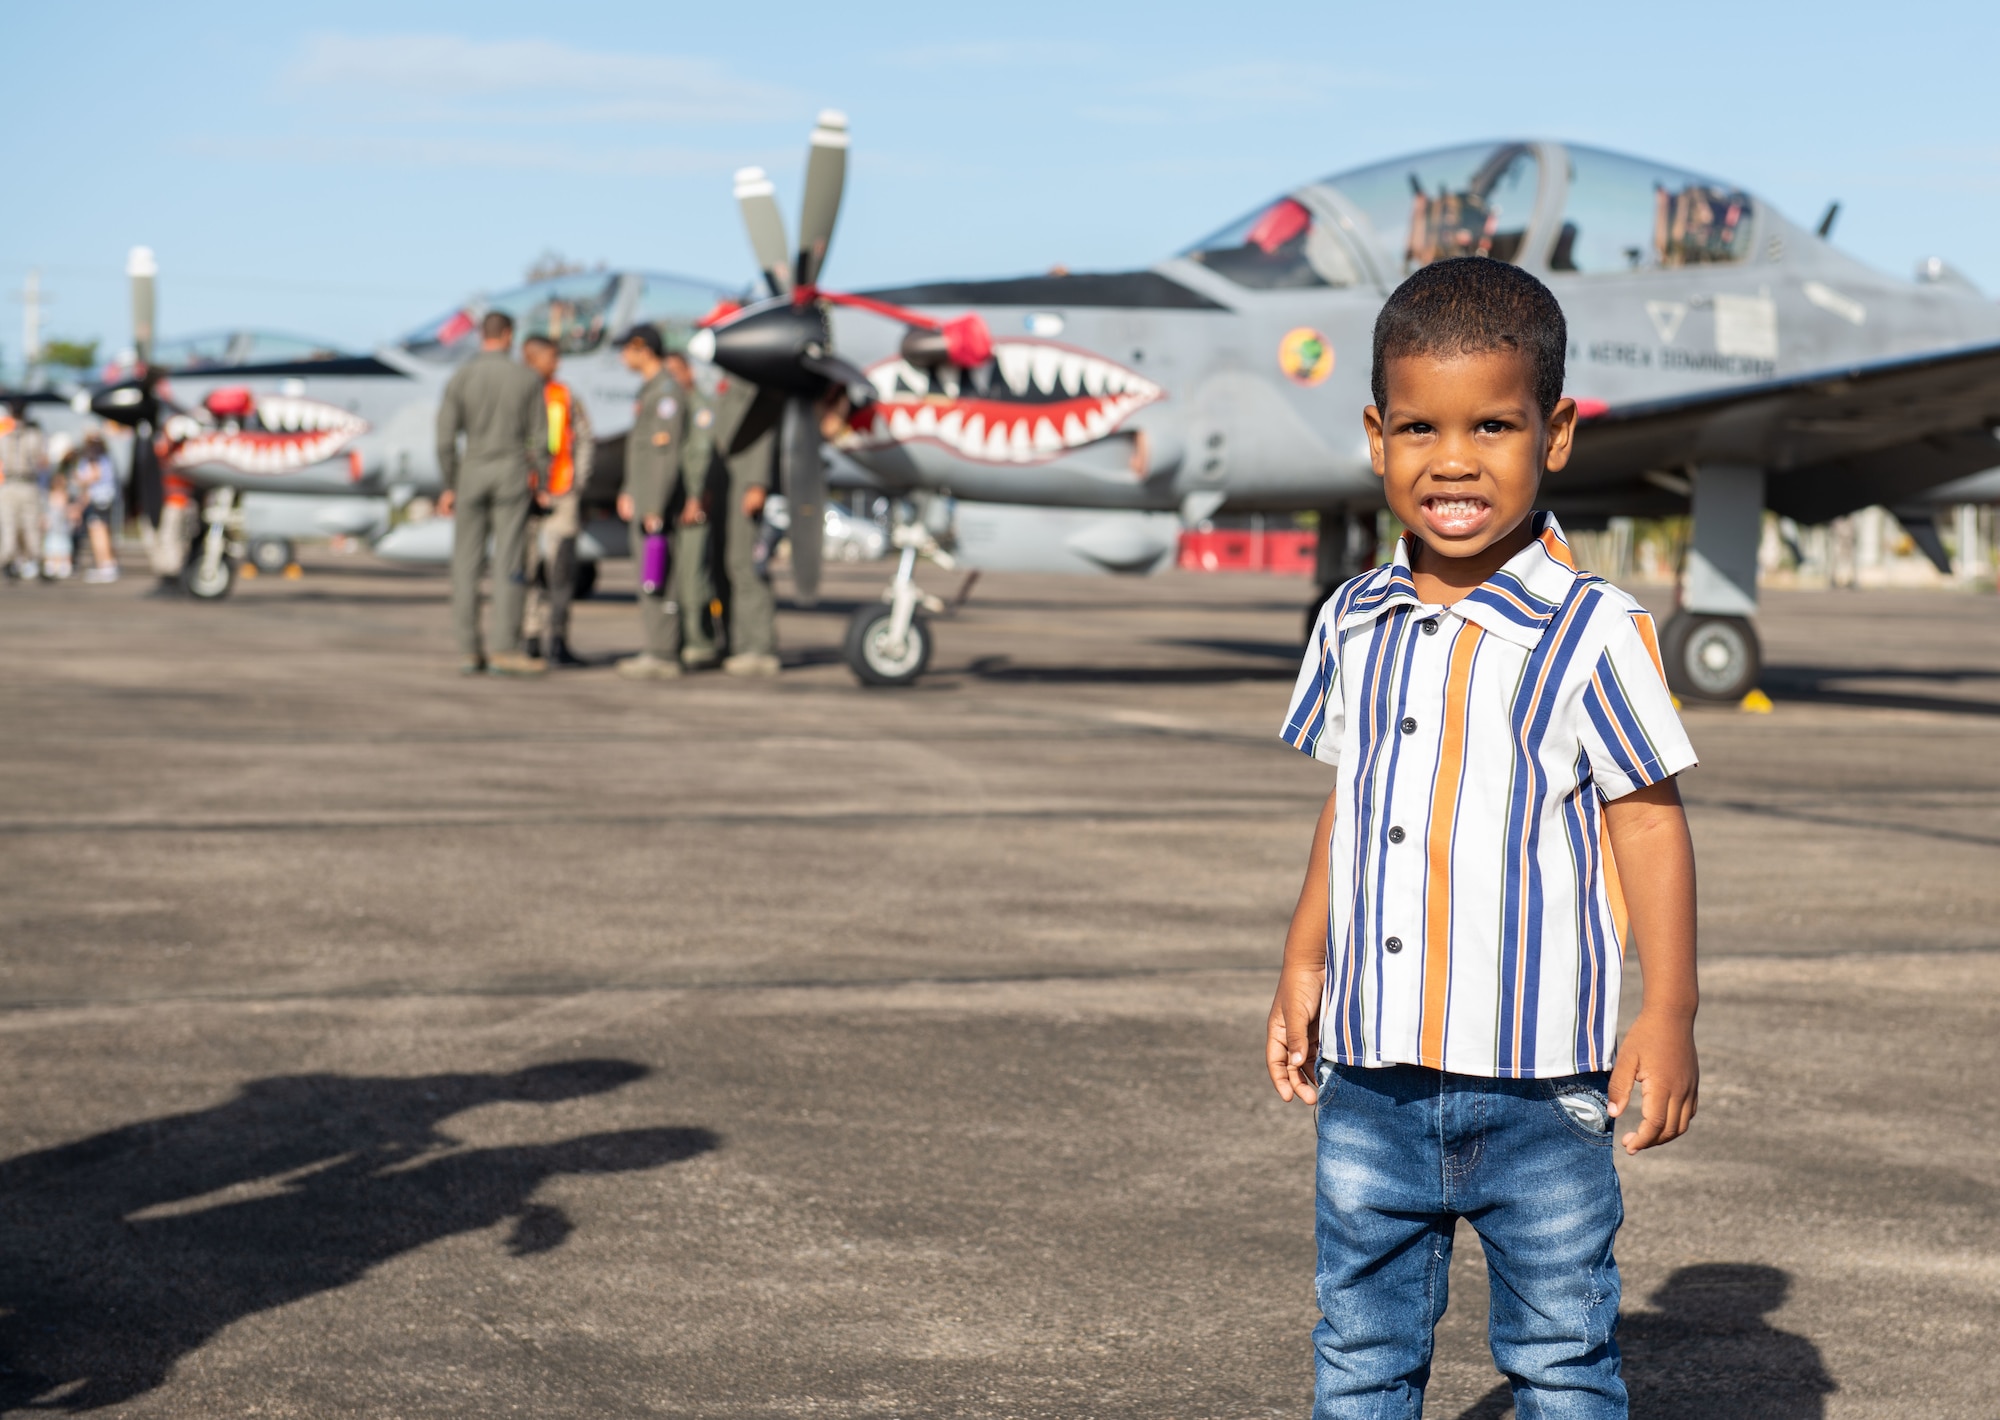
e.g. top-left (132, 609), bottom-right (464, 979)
top-left (1606, 1010), bottom-right (1698, 1154)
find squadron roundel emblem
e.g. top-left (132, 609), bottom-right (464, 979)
top-left (1278, 327), bottom-right (1334, 386)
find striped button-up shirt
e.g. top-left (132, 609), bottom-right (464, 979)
top-left (1281, 514), bottom-right (1696, 1079)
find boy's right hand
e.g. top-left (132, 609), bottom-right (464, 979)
top-left (1266, 968), bottom-right (1325, 1104)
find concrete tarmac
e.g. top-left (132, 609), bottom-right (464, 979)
top-left (0, 557), bottom-right (1995, 1417)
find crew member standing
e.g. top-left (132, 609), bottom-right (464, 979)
top-left (0, 403), bottom-right (47, 580)
top-left (615, 324), bottom-right (688, 679)
top-left (435, 311), bottom-right (548, 676)
top-left (666, 350), bottom-right (719, 670)
top-left (520, 334), bottom-right (593, 668)
top-left (709, 375), bottom-right (781, 675)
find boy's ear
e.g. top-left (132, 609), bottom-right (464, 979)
top-left (1363, 405), bottom-right (1387, 479)
top-left (1543, 397), bottom-right (1578, 474)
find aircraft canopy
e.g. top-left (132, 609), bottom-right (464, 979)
top-left (1183, 141), bottom-right (1761, 289)
top-left (396, 270), bottom-right (740, 361)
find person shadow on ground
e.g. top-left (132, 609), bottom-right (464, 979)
top-left (1453, 1263), bottom-right (1835, 1419)
top-left (0, 1060), bottom-right (715, 1411)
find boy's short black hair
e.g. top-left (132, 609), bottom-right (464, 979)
top-left (521, 334), bottom-right (557, 353)
top-left (1370, 258), bottom-right (1568, 418)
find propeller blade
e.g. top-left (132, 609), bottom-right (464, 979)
top-left (733, 167), bottom-right (793, 297)
top-left (794, 110), bottom-right (848, 290)
top-left (798, 351), bottom-right (875, 407)
top-left (728, 384), bottom-right (787, 456)
top-left (127, 246), bottom-right (157, 367)
top-left (781, 396), bottom-right (824, 604)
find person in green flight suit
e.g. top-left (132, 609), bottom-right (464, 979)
top-left (435, 310), bottom-right (549, 676)
top-left (614, 324), bottom-right (690, 679)
top-left (705, 373), bottom-right (781, 676)
top-left (667, 350), bottom-right (720, 669)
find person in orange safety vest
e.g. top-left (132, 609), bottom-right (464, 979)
top-left (521, 335), bottom-right (594, 667)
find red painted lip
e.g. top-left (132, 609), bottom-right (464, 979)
top-left (1572, 397), bottom-right (1610, 420)
top-left (849, 339), bottom-right (1163, 466)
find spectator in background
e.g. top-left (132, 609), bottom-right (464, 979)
top-left (40, 467), bottom-right (73, 579)
top-left (0, 402), bottom-right (46, 579)
top-left (73, 432), bottom-right (119, 582)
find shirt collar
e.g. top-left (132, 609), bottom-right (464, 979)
top-left (1337, 511), bottom-right (1581, 650)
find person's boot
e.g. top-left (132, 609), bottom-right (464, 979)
top-left (723, 652), bottom-right (781, 677)
top-left (547, 635), bottom-right (587, 668)
top-left (615, 652), bottom-right (681, 680)
top-left (488, 649), bottom-right (548, 677)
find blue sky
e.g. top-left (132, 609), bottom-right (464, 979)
top-left (5, 2), bottom-right (1996, 360)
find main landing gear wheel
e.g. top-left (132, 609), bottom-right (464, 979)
top-left (181, 554), bottom-right (237, 601)
top-left (248, 537), bottom-right (294, 575)
top-left (845, 605), bottom-right (932, 687)
top-left (1662, 611), bottom-right (1760, 702)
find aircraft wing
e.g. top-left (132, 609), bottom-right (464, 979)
top-left (1555, 339), bottom-right (2000, 524)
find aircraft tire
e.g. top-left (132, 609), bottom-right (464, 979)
top-left (572, 559), bottom-right (598, 600)
top-left (845, 605), bottom-right (931, 687)
top-left (181, 554), bottom-right (237, 602)
top-left (248, 537), bottom-right (294, 574)
top-left (1662, 611), bottom-right (1760, 703)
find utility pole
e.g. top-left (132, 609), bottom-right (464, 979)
top-left (21, 269), bottom-right (40, 368)
top-left (10, 269), bottom-right (49, 382)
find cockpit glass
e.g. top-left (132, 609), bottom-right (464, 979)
top-left (624, 273), bottom-right (741, 352)
top-left (397, 272), bottom-right (622, 360)
top-left (1551, 145), bottom-right (1754, 273)
top-left (1181, 196), bottom-right (1358, 289)
top-left (1320, 142), bottom-right (1541, 273)
top-left (151, 330), bottom-right (349, 370)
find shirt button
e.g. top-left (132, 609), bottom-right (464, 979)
top-left (1400, 716), bottom-right (1417, 735)
top-left (1421, 618), bottom-right (1439, 635)
top-left (1388, 826), bottom-right (1405, 844)
top-left (1385, 936), bottom-right (1404, 954)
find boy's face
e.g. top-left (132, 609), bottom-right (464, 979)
top-left (1364, 349), bottom-right (1575, 564)
top-left (523, 344), bottom-right (558, 379)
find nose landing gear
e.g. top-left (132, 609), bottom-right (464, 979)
top-left (843, 514), bottom-right (955, 688)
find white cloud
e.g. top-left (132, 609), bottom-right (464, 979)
top-left (181, 131), bottom-right (786, 179)
top-left (288, 32), bottom-right (800, 122)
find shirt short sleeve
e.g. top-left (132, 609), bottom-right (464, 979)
top-left (1579, 608), bottom-right (1698, 799)
top-left (1280, 601), bottom-right (1344, 766)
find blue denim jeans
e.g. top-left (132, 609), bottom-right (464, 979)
top-left (1313, 1062), bottom-right (1624, 1419)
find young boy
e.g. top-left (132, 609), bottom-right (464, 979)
top-left (1267, 258), bottom-right (1699, 1418)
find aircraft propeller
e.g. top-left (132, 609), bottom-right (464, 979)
top-left (691, 110), bottom-right (993, 604)
top-left (86, 247), bottom-right (172, 525)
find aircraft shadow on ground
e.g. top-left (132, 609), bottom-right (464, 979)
top-left (0, 1060), bottom-right (714, 1412)
top-left (959, 640), bottom-right (1300, 686)
top-left (1764, 664), bottom-right (2000, 718)
top-left (1451, 1264), bottom-right (1834, 1420)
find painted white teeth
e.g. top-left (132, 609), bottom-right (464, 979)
top-left (1062, 413), bottom-right (1087, 446)
top-left (1058, 353), bottom-right (1084, 396)
top-left (1030, 345), bottom-right (1061, 394)
top-left (996, 344), bottom-right (1031, 395)
top-left (1082, 359), bottom-right (1107, 396)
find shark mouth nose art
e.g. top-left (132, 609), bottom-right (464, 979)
top-left (849, 339), bottom-right (1163, 465)
top-left (168, 394), bottom-right (370, 475)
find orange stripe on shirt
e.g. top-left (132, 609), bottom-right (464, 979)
top-left (1540, 525), bottom-right (1577, 569)
top-left (1630, 610), bottom-right (1666, 680)
top-left (1418, 621), bottom-right (1484, 1067)
top-left (1600, 817), bottom-right (1630, 954)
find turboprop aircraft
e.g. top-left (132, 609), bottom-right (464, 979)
top-left (698, 124), bottom-right (2000, 695)
top-left (85, 250), bottom-right (737, 598)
